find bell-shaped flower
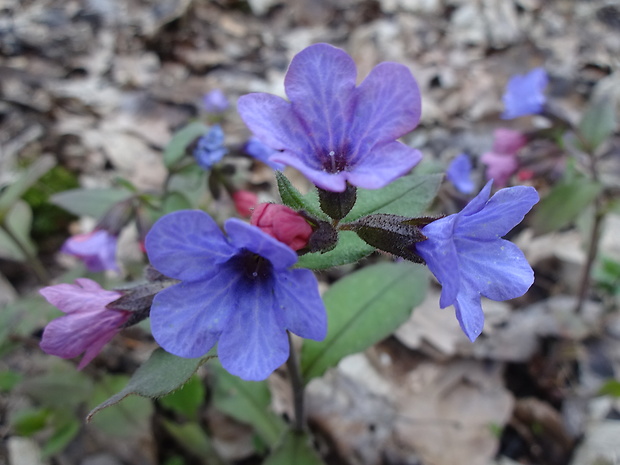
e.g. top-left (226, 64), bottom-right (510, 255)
top-left (145, 210), bottom-right (327, 381)
top-left (415, 181), bottom-right (539, 341)
top-left (481, 129), bottom-right (527, 187)
top-left (501, 68), bottom-right (548, 119)
top-left (446, 153), bottom-right (474, 194)
top-left (238, 43), bottom-right (422, 192)
top-left (193, 125), bottom-right (228, 170)
top-left (61, 230), bottom-right (119, 272)
top-left (39, 278), bottom-right (130, 369)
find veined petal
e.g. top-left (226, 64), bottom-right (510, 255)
top-left (457, 237), bottom-right (534, 301)
top-left (345, 142), bottom-right (422, 190)
top-left (39, 279), bottom-right (120, 314)
top-left (145, 210), bottom-right (235, 281)
top-left (285, 43), bottom-right (357, 153)
top-left (349, 62), bottom-right (421, 152)
top-left (269, 151), bottom-right (349, 192)
top-left (150, 274), bottom-right (240, 358)
top-left (459, 186), bottom-right (539, 239)
top-left (224, 219), bottom-right (298, 270)
top-left (453, 281), bottom-right (485, 342)
top-left (458, 181), bottom-right (493, 218)
top-left (273, 268), bottom-right (327, 341)
top-left (218, 279), bottom-right (289, 381)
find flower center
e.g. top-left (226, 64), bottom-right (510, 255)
top-left (323, 150), bottom-right (347, 174)
top-left (233, 249), bottom-right (273, 282)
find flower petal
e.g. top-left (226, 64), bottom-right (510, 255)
top-left (457, 237), bottom-right (535, 302)
top-left (39, 279), bottom-right (120, 314)
top-left (459, 186), bottom-right (539, 239)
top-left (273, 268), bottom-right (327, 341)
top-left (150, 274), bottom-right (241, 358)
top-left (269, 151), bottom-right (349, 192)
top-left (345, 142), bottom-right (422, 190)
top-left (218, 280), bottom-right (289, 381)
top-left (224, 219), bottom-right (298, 270)
top-left (349, 62), bottom-right (421, 153)
top-left (453, 281), bottom-right (485, 341)
top-left (459, 180), bottom-right (493, 218)
top-left (145, 210), bottom-right (235, 281)
top-left (285, 43), bottom-right (357, 153)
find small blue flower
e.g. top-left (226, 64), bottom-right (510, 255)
top-left (238, 43), bottom-right (422, 192)
top-left (244, 137), bottom-right (285, 170)
top-left (145, 210), bottom-right (327, 381)
top-left (446, 154), bottom-right (474, 194)
top-left (415, 181), bottom-right (539, 341)
top-left (203, 89), bottom-right (229, 113)
top-left (193, 125), bottom-right (228, 170)
top-left (501, 68), bottom-right (548, 119)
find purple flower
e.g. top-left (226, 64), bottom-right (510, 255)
top-left (481, 129), bottom-right (528, 187)
top-left (145, 210), bottom-right (327, 381)
top-left (415, 181), bottom-right (539, 341)
top-left (238, 43), bottom-right (422, 192)
top-left (193, 125), bottom-right (228, 170)
top-left (446, 154), bottom-right (474, 194)
top-left (244, 137), bottom-right (285, 170)
top-left (203, 89), bottom-right (229, 113)
top-left (501, 68), bottom-right (548, 119)
top-left (39, 278), bottom-right (130, 369)
top-left (61, 230), bottom-right (119, 272)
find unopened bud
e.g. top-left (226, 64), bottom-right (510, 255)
top-left (233, 190), bottom-right (259, 218)
top-left (251, 203), bottom-right (313, 251)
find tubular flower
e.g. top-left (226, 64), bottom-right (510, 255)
top-left (501, 68), bottom-right (548, 119)
top-left (415, 181), bottom-right (539, 341)
top-left (232, 190), bottom-right (259, 218)
top-left (446, 153), bottom-right (474, 194)
top-left (61, 230), bottom-right (119, 272)
top-left (238, 43), bottom-right (422, 192)
top-left (39, 279), bottom-right (130, 369)
top-left (251, 203), bottom-right (313, 251)
top-left (145, 210), bottom-right (327, 381)
top-left (480, 129), bottom-right (527, 187)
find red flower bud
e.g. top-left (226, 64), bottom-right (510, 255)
top-left (232, 190), bottom-right (259, 218)
top-left (251, 203), bottom-right (313, 251)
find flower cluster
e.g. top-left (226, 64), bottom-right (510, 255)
top-left (193, 125), bottom-right (228, 170)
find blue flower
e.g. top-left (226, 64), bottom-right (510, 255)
top-left (238, 43), bottom-right (422, 192)
top-left (145, 210), bottom-right (327, 381)
top-left (415, 181), bottom-right (539, 341)
top-left (203, 89), bottom-right (229, 113)
top-left (446, 154), bottom-right (474, 194)
top-left (193, 125), bottom-right (228, 170)
top-left (244, 137), bottom-right (285, 170)
top-left (501, 68), bottom-right (548, 119)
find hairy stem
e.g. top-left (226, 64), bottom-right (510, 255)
top-left (286, 332), bottom-right (306, 432)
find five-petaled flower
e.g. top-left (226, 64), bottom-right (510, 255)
top-left (145, 210), bottom-right (327, 381)
top-left (39, 278), bottom-right (130, 369)
top-left (446, 153), bottom-right (475, 194)
top-left (193, 125), bottom-right (228, 170)
top-left (238, 43), bottom-right (422, 192)
top-left (502, 68), bottom-right (548, 119)
top-left (62, 230), bottom-right (119, 272)
top-left (415, 181), bottom-right (539, 341)
top-left (481, 128), bottom-right (528, 187)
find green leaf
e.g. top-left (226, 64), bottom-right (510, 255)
top-left (0, 370), bottom-right (22, 392)
top-left (301, 261), bottom-right (428, 382)
top-left (531, 178), bottom-right (603, 235)
top-left (342, 173), bottom-right (443, 221)
top-left (159, 375), bottom-right (205, 420)
top-left (0, 200), bottom-right (35, 261)
top-left (211, 364), bottom-right (285, 446)
top-left (263, 430), bottom-right (325, 465)
top-left (599, 379), bottom-right (620, 397)
top-left (21, 361), bottom-right (93, 409)
top-left (162, 191), bottom-right (193, 214)
top-left (87, 349), bottom-right (213, 422)
top-left (164, 121), bottom-right (209, 168)
top-left (0, 155), bottom-right (56, 222)
top-left (296, 231), bottom-right (374, 270)
top-left (161, 420), bottom-right (226, 465)
top-left (88, 375), bottom-right (154, 437)
top-left (578, 97), bottom-right (617, 152)
top-left (276, 172), bottom-right (324, 217)
top-left (50, 188), bottom-right (134, 218)
top-left (41, 416), bottom-right (80, 458)
top-left (11, 407), bottom-right (51, 436)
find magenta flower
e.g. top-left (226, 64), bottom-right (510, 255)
top-left (145, 210), bottom-right (327, 381)
top-left (238, 43), bottom-right (422, 192)
top-left (61, 230), bottom-right (119, 272)
top-left (39, 279), bottom-right (130, 369)
top-left (416, 181), bottom-right (539, 341)
top-left (502, 68), bottom-right (548, 119)
top-left (480, 129), bottom-right (527, 187)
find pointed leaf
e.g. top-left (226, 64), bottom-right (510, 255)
top-left (159, 375), bottom-right (205, 420)
top-left (263, 430), bottom-right (325, 465)
top-left (0, 200), bottom-right (36, 261)
top-left (164, 121), bottom-right (209, 168)
top-left (87, 349), bottom-right (213, 422)
top-left (50, 188), bottom-right (134, 218)
top-left (211, 364), bottom-right (285, 446)
top-left (301, 262), bottom-right (428, 381)
top-left (578, 98), bottom-right (617, 152)
top-left (277, 172), bottom-right (324, 218)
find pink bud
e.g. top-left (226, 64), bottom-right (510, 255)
top-left (251, 204), bottom-right (313, 251)
top-left (233, 190), bottom-right (259, 218)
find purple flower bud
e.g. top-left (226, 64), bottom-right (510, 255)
top-left (481, 129), bottom-right (528, 187)
top-left (61, 230), bottom-right (119, 272)
top-left (193, 125), bottom-right (228, 170)
top-left (501, 68), bottom-right (548, 119)
top-left (203, 89), bottom-right (229, 113)
top-left (39, 279), bottom-right (131, 369)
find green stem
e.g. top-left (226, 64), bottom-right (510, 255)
top-left (286, 332), bottom-right (306, 432)
top-left (0, 222), bottom-right (50, 284)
